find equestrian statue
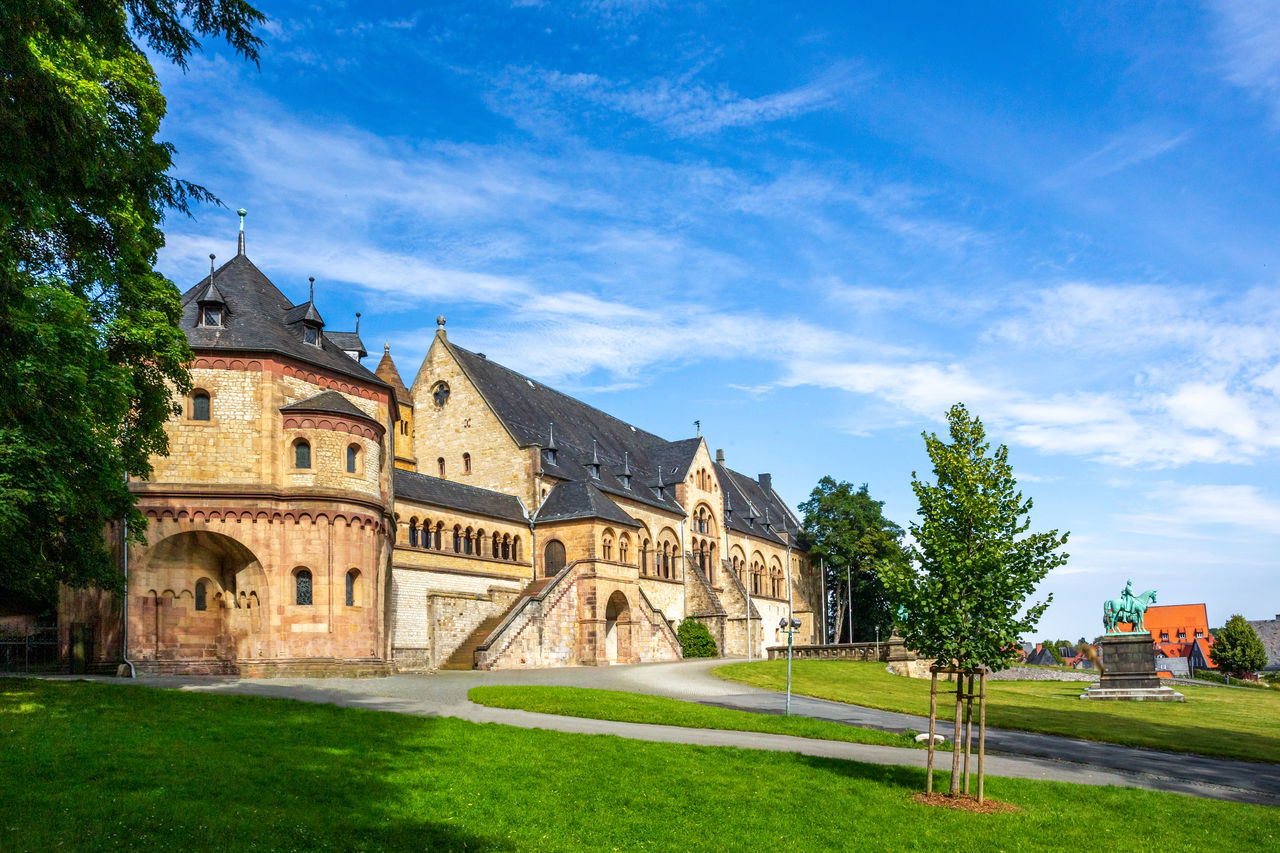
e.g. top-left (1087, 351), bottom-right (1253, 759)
top-left (1102, 579), bottom-right (1157, 634)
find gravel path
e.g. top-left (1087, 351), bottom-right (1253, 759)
top-left (57, 659), bottom-right (1280, 808)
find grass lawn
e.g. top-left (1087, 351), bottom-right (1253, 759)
top-left (2, 679), bottom-right (1277, 852)
top-left (715, 660), bottom-right (1280, 764)
top-left (468, 685), bottom-right (921, 748)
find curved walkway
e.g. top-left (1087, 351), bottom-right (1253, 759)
top-left (100, 658), bottom-right (1279, 807)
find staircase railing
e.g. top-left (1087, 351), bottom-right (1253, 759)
top-left (472, 561), bottom-right (582, 668)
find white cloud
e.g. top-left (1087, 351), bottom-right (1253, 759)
top-left (1211, 0), bottom-right (1280, 122)
top-left (1043, 126), bottom-right (1190, 188)
top-left (1119, 483), bottom-right (1280, 538)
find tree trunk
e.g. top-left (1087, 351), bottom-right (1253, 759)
top-left (833, 601), bottom-right (845, 647)
top-left (950, 678), bottom-right (963, 795)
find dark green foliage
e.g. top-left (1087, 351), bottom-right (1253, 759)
top-left (799, 478), bottom-right (906, 644)
top-left (1211, 615), bottom-right (1269, 678)
top-left (883, 404), bottom-right (1068, 673)
top-left (1190, 669), bottom-right (1271, 690)
top-left (677, 619), bottom-right (718, 658)
top-left (0, 0), bottom-right (263, 604)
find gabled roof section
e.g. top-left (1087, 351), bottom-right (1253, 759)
top-left (280, 390), bottom-right (375, 422)
top-left (446, 342), bottom-right (684, 514)
top-left (535, 481), bottom-right (642, 527)
top-left (394, 469), bottom-right (527, 524)
top-left (715, 463), bottom-right (794, 546)
top-left (180, 254), bottom-right (389, 391)
top-left (327, 331), bottom-right (367, 358)
top-left (375, 345), bottom-right (412, 405)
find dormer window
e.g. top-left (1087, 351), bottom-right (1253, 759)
top-left (590, 462), bottom-right (600, 479)
top-left (545, 447), bottom-right (557, 465)
top-left (621, 473), bottom-right (631, 489)
top-left (201, 306), bottom-right (222, 327)
top-left (304, 324), bottom-right (320, 346)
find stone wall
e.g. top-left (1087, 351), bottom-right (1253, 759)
top-left (1248, 616), bottom-right (1280, 670)
top-left (477, 569), bottom-right (581, 669)
top-left (390, 566), bottom-right (523, 670)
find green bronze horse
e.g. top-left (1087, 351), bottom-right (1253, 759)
top-left (1103, 589), bottom-right (1157, 634)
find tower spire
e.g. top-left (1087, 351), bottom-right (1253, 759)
top-left (237, 208), bottom-right (246, 255)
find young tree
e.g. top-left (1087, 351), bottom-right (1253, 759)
top-left (799, 478), bottom-right (906, 644)
top-left (0, 1), bottom-right (264, 605)
top-left (883, 403), bottom-right (1067, 797)
top-left (1210, 614), bottom-right (1268, 678)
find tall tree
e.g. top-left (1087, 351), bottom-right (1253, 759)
top-left (0, 1), bottom-right (265, 606)
top-left (799, 478), bottom-right (906, 644)
top-left (882, 403), bottom-right (1067, 797)
top-left (1210, 614), bottom-right (1267, 678)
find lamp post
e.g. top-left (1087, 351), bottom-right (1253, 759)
top-left (780, 616), bottom-right (802, 716)
top-left (875, 625), bottom-right (880, 662)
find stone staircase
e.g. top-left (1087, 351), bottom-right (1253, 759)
top-left (439, 576), bottom-right (556, 670)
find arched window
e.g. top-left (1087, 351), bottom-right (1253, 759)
top-left (463, 452), bottom-right (472, 474)
top-left (434, 521), bottom-right (444, 550)
top-left (464, 527), bottom-right (474, 555)
top-left (346, 569), bottom-right (360, 607)
top-left (476, 528), bottom-right (486, 557)
top-left (502, 534), bottom-right (511, 561)
top-left (453, 525), bottom-right (462, 553)
top-left (437, 457), bottom-right (446, 477)
top-left (601, 531), bottom-right (613, 561)
top-left (192, 391), bottom-right (211, 421)
top-left (409, 518), bottom-right (419, 548)
top-left (295, 569), bottom-right (313, 606)
top-left (661, 544), bottom-right (671, 578)
top-left (195, 580), bottom-right (207, 611)
top-left (347, 444), bottom-right (359, 474)
top-left (619, 536), bottom-right (630, 565)
top-left (294, 439), bottom-right (311, 469)
top-left (640, 540), bottom-right (650, 575)
top-left (513, 536), bottom-right (521, 562)
top-left (544, 540), bottom-right (565, 576)
top-left (492, 531), bottom-right (501, 558)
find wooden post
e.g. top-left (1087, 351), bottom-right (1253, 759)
top-left (950, 672), bottom-right (963, 795)
top-left (977, 670), bottom-right (987, 803)
top-left (926, 671), bottom-right (937, 795)
top-left (962, 672), bottom-right (974, 795)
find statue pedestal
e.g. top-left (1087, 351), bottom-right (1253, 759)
top-left (1081, 634), bottom-right (1184, 702)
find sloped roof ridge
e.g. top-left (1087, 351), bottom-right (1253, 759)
top-left (450, 342), bottom-right (670, 448)
top-left (279, 389), bottom-right (372, 420)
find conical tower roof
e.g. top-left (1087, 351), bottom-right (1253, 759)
top-left (375, 344), bottom-right (412, 405)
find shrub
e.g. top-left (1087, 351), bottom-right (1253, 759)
top-left (677, 620), bottom-right (718, 658)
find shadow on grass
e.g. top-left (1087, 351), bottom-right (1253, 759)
top-left (0, 679), bottom-right (511, 852)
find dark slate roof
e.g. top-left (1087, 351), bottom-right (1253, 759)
top-left (180, 253), bottom-right (389, 391)
top-left (715, 463), bottom-right (796, 546)
top-left (535, 481), bottom-right (641, 527)
top-left (284, 300), bottom-right (325, 326)
top-left (449, 342), bottom-right (685, 515)
top-left (327, 331), bottom-right (367, 358)
top-left (280, 390), bottom-right (376, 423)
top-left (394, 469), bottom-right (527, 523)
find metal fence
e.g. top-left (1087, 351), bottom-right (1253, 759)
top-left (0, 626), bottom-right (64, 673)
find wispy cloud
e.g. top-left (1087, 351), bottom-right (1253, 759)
top-left (1043, 125), bottom-right (1190, 189)
top-left (1211, 0), bottom-right (1280, 122)
top-left (494, 61), bottom-right (864, 138)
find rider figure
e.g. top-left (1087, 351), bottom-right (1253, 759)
top-left (1121, 579), bottom-right (1136, 618)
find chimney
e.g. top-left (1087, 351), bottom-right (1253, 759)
top-left (715, 449), bottom-right (724, 464)
top-left (758, 473), bottom-right (771, 492)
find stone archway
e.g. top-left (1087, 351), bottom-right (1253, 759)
top-left (603, 590), bottom-right (632, 664)
top-left (141, 531), bottom-right (269, 663)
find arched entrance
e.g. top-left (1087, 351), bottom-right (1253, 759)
top-left (603, 590), bottom-right (631, 664)
top-left (141, 531), bottom-right (269, 662)
top-left (544, 540), bottom-right (566, 577)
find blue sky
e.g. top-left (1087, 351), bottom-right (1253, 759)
top-left (155, 1), bottom-right (1280, 640)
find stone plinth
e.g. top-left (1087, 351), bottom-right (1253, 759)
top-left (1081, 633), bottom-right (1184, 702)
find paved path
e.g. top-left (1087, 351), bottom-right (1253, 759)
top-left (97, 658), bottom-right (1278, 807)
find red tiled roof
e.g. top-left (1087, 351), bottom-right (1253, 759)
top-left (1137, 603), bottom-right (1210, 636)
top-left (1194, 637), bottom-right (1218, 669)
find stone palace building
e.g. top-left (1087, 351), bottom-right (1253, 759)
top-left (60, 228), bottom-right (816, 675)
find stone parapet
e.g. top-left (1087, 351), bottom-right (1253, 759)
top-left (767, 638), bottom-right (914, 662)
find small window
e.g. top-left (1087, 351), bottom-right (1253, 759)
top-left (345, 569), bottom-right (359, 607)
top-left (192, 391), bottom-right (211, 421)
top-left (202, 306), bottom-right (222, 327)
top-left (195, 581), bottom-right (207, 611)
top-left (347, 444), bottom-right (359, 473)
top-left (304, 324), bottom-right (319, 346)
top-left (294, 440), bottom-right (311, 469)
top-left (295, 569), bottom-right (313, 605)
top-left (432, 382), bottom-right (450, 407)
top-left (463, 453), bottom-right (472, 474)
top-left (437, 457), bottom-right (446, 477)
